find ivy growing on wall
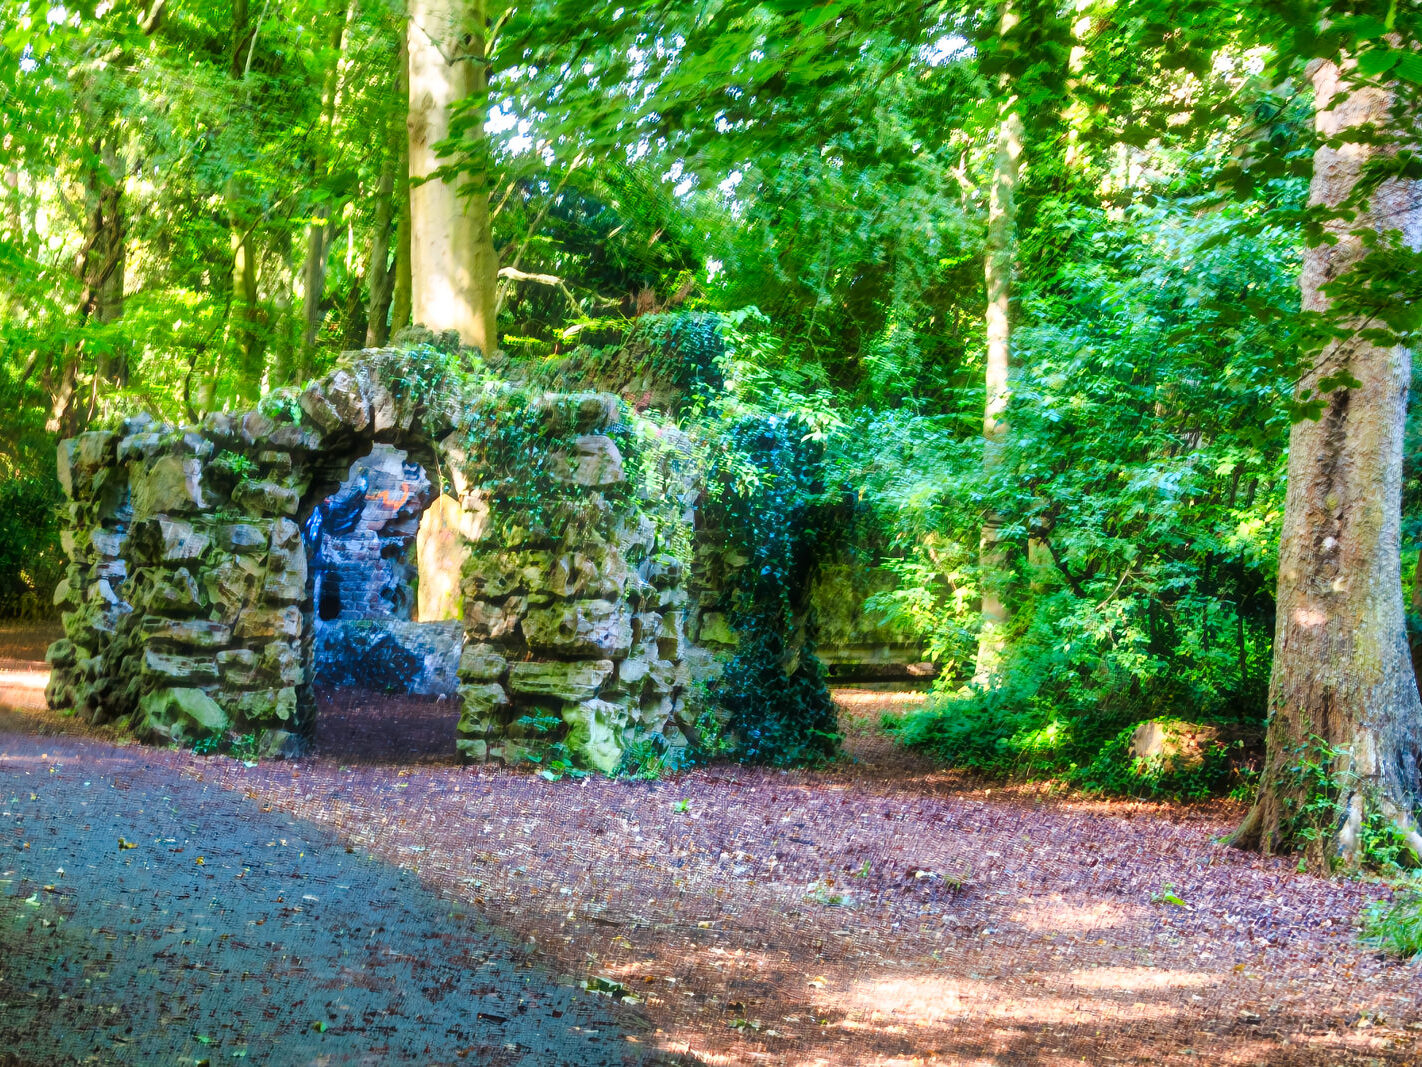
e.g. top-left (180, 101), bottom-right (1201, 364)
top-left (704, 414), bottom-right (842, 766)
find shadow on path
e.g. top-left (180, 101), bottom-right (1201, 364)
top-left (311, 686), bottom-right (461, 766)
top-left (0, 730), bottom-right (685, 1066)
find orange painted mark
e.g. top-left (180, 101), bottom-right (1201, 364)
top-left (366, 482), bottom-right (413, 511)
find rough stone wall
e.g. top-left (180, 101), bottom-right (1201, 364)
top-left (444, 404), bottom-right (704, 773)
top-left (45, 350), bottom-right (704, 771)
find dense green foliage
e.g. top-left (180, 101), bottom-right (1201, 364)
top-left (703, 415), bottom-right (841, 766)
top-left (5, 0), bottom-right (1422, 785)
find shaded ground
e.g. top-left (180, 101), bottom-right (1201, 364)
top-left (4, 625), bottom-right (1422, 1064)
top-left (0, 631), bottom-right (675, 1066)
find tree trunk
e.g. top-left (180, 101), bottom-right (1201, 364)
top-left (299, 0), bottom-right (353, 363)
top-left (390, 31), bottom-right (413, 339)
top-left (1231, 57), bottom-right (1422, 872)
top-left (973, 4), bottom-right (1024, 687)
top-left (225, 0), bottom-right (265, 395)
top-left (49, 129), bottom-right (126, 436)
top-left (230, 212), bottom-right (261, 388)
top-left (407, 0), bottom-right (499, 354)
top-left (364, 158), bottom-right (395, 347)
top-left (365, 56), bottom-right (402, 347)
top-left (1410, 546), bottom-right (1422, 699)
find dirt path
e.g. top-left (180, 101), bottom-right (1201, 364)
top-left (4, 626), bottom-right (1421, 1065)
top-left (0, 730), bottom-right (671, 1066)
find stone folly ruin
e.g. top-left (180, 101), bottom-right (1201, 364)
top-left (44, 349), bottom-right (725, 771)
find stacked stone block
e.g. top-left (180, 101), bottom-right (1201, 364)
top-left (447, 401), bottom-right (702, 773)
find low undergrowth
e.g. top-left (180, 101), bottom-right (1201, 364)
top-left (1362, 890), bottom-right (1422, 959)
top-left (885, 687), bottom-right (1259, 802)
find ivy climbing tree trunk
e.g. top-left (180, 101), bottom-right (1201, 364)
top-left (407, 0), bottom-right (499, 354)
top-left (1231, 56), bottom-right (1422, 872)
top-left (390, 31), bottom-right (413, 340)
top-left (973, 3), bottom-right (1024, 687)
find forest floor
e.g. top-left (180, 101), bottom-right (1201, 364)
top-left (3, 622), bottom-right (1422, 1066)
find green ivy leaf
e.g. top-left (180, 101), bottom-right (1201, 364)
top-left (1356, 49), bottom-right (1400, 78)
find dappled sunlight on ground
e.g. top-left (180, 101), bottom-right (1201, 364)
top-left (2, 633), bottom-right (1420, 1065)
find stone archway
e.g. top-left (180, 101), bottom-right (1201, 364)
top-left (45, 349), bottom-right (707, 771)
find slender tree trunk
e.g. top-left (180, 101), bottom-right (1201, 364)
top-left (300, 0), bottom-right (353, 363)
top-left (1232, 57), bottom-right (1422, 871)
top-left (1410, 549), bottom-right (1422, 696)
top-left (973, 4), bottom-right (1024, 687)
top-left (93, 138), bottom-right (126, 386)
top-left (230, 212), bottom-right (261, 387)
top-left (389, 31), bottom-right (413, 339)
top-left (225, 0), bottom-right (266, 395)
top-left (364, 54), bottom-right (402, 347)
top-left (364, 158), bottom-right (395, 347)
top-left (49, 129), bottom-right (126, 435)
top-left (407, 0), bottom-right (498, 354)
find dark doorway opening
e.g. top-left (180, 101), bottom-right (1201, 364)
top-left (303, 444), bottom-right (464, 764)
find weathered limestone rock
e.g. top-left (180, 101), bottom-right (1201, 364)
top-left (521, 599), bottom-right (633, 658)
top-left (234, 605), bottom-right (302, 639)
top-left (322, 368), bottom-right (371, 431)
top-left (218, 522), bottom-right (269, 554)
top-left (142, 649), bottom-right (219, 684)
top-left (459, 682), bottom-right (510, 718)
top-left (90, 530), bottom-right (124, 558)
top-left (464, 596), bottom-right (527, 641)
top-left (131, 454), bottom-right (206, 518)
top-left (132, 567), bottom-right (203, 614)
top-left (299, 378), bottom-right (348, 433)
top-left (560, 699), bottom-right (627, 774)
top-left (232, 686), bottom-right (298, 723)
top-left (458, 644), bottom-right (507, 681)
top-left (45, 639), bottom-right (77, 669)
top-left (258, 640), bottom-right (303, 686)
top-left (455, 738), bottom-right (488, 761)
top-left (137, 687), bottom-right (229, 742)
top-left (255, 727), bottom-right (303, 758)
top-left (262, 518), bottom-right (307, 603)
top-left (56, 431), bottom-right (117, 497)
top-left (231, 479), bottom-right (299, 516)
top-left (136, 517), bottom-right (211, 563)
top-left (204, 556), bottom-right (262, 618)
top-left (216, 648), bottom-right (259, 685)
top-left (697, 611), bottom-right (738, 648)
top-left (240, 411), bottom-right (277, 445)
top-left (139, 617), bottom-right (232, 648)
top-left (508, 660), bottom-right (613, 702)
top-left (551, 435), bottom-right (625, 487)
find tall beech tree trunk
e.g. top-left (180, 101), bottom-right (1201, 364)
top-left (973, 4), bottom-right (1024, 686)
top-left (1232, 57), bottom-right (1422, 871)
top-left (407, 0), bottom-right (498, 354)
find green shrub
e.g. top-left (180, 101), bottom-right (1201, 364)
top-left (1362, 891), bottom-right (1422, 959)
top-left (0, 475), bottom-right (63, 618)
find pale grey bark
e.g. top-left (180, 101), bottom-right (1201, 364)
top-left (1234, 57), bottom-right (1422, 870)
top-left (407, 0), bottom-right (499, 355)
